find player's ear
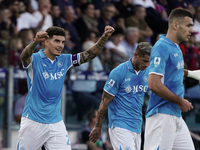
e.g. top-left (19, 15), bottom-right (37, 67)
top-left (134, 52), bottom-right (138, 57)
top-left (45, 39), bottom-right (49, 46)
top-left (172, 21), bottom-right (179, 30)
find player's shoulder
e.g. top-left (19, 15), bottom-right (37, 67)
top-left (110, 62), bottom-right (127, 77)
top-left (152, 39), bottom-right (170, 53)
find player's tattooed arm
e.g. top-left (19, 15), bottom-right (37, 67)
top-left (79, 36), bottom-right (108, 64)
top-left (89, 91), bottom-right (114, 143)
top-left (20, 40), bottom-right (39, 66)
top-left (20, 31), bottom-right (49, 66)
top-left (79, 25), bottom-right (114, 64)
top-left (95, 91), bottom-right (114, 128)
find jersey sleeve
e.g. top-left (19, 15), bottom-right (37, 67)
top-left (22, 54), bottom-right (35, 69)
top-left (149, 44), bottom-right (169, 76)
top-left (104, 67), bottom-right (124, 96)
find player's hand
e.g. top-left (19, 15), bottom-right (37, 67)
top-left (103, 25), bottom-right (115, 38)
top-left (89, 127), bottom-right (101, 143)
top-left (34, 31), bottom-right (49, 43)
top-left (179, 99), bottom-right (193, 112)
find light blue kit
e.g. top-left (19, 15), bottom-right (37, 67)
top-left (104, 58), bottom-right (149, 133)
top-left (145, 35), bottom-right (184, 118)
top-left (22, 49), bottom-right (80, 123)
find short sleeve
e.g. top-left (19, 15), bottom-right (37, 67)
top-left (149, 44), bottom-right (169, 76)
top-left (104, 67), bottom-right (124, 96)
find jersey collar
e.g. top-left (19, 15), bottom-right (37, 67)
top-left (39, 49), bottom-right (46, 58)
top-left (159, 34), bottom-right (177, 46)
top-left (126, 58), bottom-right (141, 74)
top-left (39, 49), bottom-right (58, 60)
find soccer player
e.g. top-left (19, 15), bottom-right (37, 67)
top-left (89, 42), bottom-right (152, 150)
top-left (17, 26), bottom-right (114, 150)
top-left (144, 8), bottom-right (200, 150)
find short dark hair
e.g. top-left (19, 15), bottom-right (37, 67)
top-left (136, 42), bottom-right (152, 57)
top-left (45, 26), bottom-right (66, 39)
top-left (168, 8), bottom-right (193, 24)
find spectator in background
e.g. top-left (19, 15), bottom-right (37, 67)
top-left (119, 27), bottom-right (139, 58)
top-left (32, 0), bottom-right (53, 31)
top-left (104, 27), bottom-right (128, 70)
top-left (74, 2), bottom-right (100, 43)
top-left (16, 1), bottom-right (40, 32)
top-left (98, 3), bottom-right (116, 35)
top-left (74, 0), bottom-right (90, 16)
top-left (59, 6), bottom-right (81, 51)
top-left (8, 36), bottom-right (23, 68)
top-left (0, 7), bottom-right (13, 35)
top-left (180, 32), bottom-right (200, 90)
top-left (50, 3), bottom-right (61, 26)
top-left (113, 0), bottom-right (135, 19)
top-left (51, 0), bottom-right (75, 12)
top-left (132, 0), bottom-right (155, 9)
top-left (81, 109), bottom-right (113, 150)
top-left (6, 0), bottom-right (19, 35)
top-left (166, 0), bottom-right (190, 14)
top-left (71, 40), bottom-right (104, 121)
top-left (193, 5), bottom-right (200, 44)
top-left (14, 79), bottom-right (28, 124)
top-left (180, 32), bottom-right (200, 71)
top-left (18, 29), bottom-right (34, 49)
top-left (62, 28), bottom-right (72, 54)
top-left (125, 5), bottom-right (153, 42)
top-left (113, 15), bottom-right (126, 32)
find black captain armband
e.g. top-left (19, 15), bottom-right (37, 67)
top-left (72, 54), bottom-right (80, 67)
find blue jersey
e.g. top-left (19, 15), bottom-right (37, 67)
top-left (104, 59), bottom-right (149, 133)
top-left (22, 49), bottom-right (80, 123)
top-left (145, 35), bottom-right (184, 118)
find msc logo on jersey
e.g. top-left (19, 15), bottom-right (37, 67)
top-left (125, 85), bottom-right (148, 93)
top-left (42, 71), bottom-right (50, 80)
top-left (108, 79), bottom-right (115, 87)
top-left (42, 69), bottom-right (65, 80)
top-left (176, 61), bottom-right (184, 70)
top-left (154, 57), bottom-right (160, 67)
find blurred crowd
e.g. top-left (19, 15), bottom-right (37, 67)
top-left (1, 0), bottom-right (200, 121)
top-left (0, 0), bottom-right (199, 72)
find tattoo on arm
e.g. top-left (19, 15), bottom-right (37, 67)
top-left (95, 91), bottom-right (114, 128)
top-left (80, 36), bottom-right (108, 64)
top-left (20, 41), bottom-right (39, 66)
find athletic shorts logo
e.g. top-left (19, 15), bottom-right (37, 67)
top-left (154, 57), bottom-right (160, 65)
top-left (125, 146), bottom-right (131, 150)
top-left (42, 71), bottom-right (50, 80)
top-left (108, 79), bottom-right (115, 87)
top-left (20, 147), bottom-right (26, 150)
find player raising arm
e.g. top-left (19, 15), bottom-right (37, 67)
top-left (17, 26), bottom-right (114, 150)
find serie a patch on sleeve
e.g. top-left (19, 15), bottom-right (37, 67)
top-left (154, 57), bottom-right (161, 67)
top-left (108, 79), bottom-right (115, 87)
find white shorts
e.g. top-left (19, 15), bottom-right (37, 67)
top-left (144, 113), bottom-right (195, 150)
top-left (109, 127), bottom-right (141, 150)
top-left (17, 117), bottom-right (71, 150)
